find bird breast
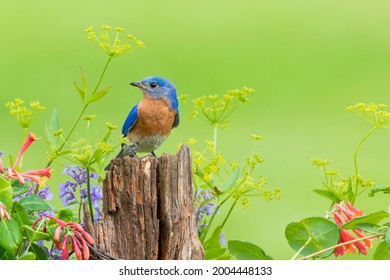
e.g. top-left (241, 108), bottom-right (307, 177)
top-left (126, 97), bottom-right (176, 152)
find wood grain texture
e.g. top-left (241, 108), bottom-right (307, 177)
top-left (84, 145), bottom-right (204, 260)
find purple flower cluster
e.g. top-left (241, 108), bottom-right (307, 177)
top-left (195, 189), bottom-right (227, 246)
top-left (59, 166), bottom-right (102, 221)
top-left (195, 189), bottom-right (217, 229)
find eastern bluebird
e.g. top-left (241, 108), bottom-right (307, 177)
top-left (106, 76), bottom-right (179, 169)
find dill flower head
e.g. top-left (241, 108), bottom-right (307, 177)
top-left (85, 25), bottom-right (144, 57)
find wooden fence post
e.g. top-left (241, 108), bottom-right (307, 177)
top-left (83, 145), bottom-right (204, 260)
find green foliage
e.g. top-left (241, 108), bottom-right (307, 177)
top-left (44, 108), bottom-right (60, 148)
top-left (373, 241), bottom-right (390, 260)
top-left (184, 88), bottom-right (281, 260)
top-left (22, 225), bottom-right (51, 242)
top-left (11, 202), bottom-right (30, 227)
top-left (28, 243), bottom-right (48, 260)
top-left (341, 211), bottom-right (389, 230)
top-left (18, 195), bottom-right (52, 212)
top-left (203, 226), bottom-right (231, 260)
top-left (369, 184), bottom-right (390, 197)
top-left (0, 177), bottom-right (12, 209)
top-left (0, 219), bottom-right (23, 252)
top-left (228, 240), bottom-right (273, 260)
top-left (286, 217), bottom-right (340, 259)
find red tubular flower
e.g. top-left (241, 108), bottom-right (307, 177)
top-left (12, 133), bottom-right (36, 169)
top-left (0, 156), bottom-right (4, 173)
top-left (0, 203), bottom-right (11, 221)
top-left (51, 217), bottom-right (94, 260)
top-left (5, 133), bottom-right (51, 186)
top-left (331, 201), bottom-right (372, 257)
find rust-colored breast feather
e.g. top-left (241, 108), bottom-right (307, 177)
top-left (127, 96), bottom-right (176, 142)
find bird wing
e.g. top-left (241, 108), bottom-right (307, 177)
top-left (122, 103), bottom-right (139, 136)
top-left (173, 110), bottom-right (180, 128)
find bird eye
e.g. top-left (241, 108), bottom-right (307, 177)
top-left (150, 82), bottom-right (157, 88)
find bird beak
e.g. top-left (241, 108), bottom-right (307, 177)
top-left (130, 81), bottom-right (147, 90)
top-left (130, 81), bottom-right (140, 87)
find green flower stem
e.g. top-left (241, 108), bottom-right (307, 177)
top-left (297, 233), bottom-right (384, 260)
top-left (220, 198), bottom-right (238, 229)
top-left (45, 57), bottom-right (113, 169)
top-left (290, 237), bottom-right (312, 260)
top-left (200, 204), bottom-right (221, 243)
top-left (45, 105), bottom-right (87, 169)
top-left (352, 125), bottom-right (378, 203)
top-left (213, 125), bottom-right (218, 155)
top-left (86, 167), bottom-right (94, 225)
top-left (92, 57), bottom-right (112, 94)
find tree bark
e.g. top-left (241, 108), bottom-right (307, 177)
top-left (83, 145), bottom-right (204, 260)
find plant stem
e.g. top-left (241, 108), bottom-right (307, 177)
top-left (291, 237), bottom-right (312, 260)
top-left (213, 125), bottom-right (218, 155)
top-left (352, 125), bottom-right (378, 203)
top-left (86, 167), bottom-right (95, 225)
top-left (200, 204), bottom-right (221, 243)
top-left (45, 105), bottom-right (87, 168)
top-left (297, 233), bottom-right (384, 260)
top-left (45, 57), bottom-right (113, 168)
top-left (220, 198), bottom-right (238, 229)
top-left (92, 57), bottom-right (112, 94)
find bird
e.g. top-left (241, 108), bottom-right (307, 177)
top-left (106, 76), bottom-right (179, 169)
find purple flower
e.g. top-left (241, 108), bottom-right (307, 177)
top-left (194, 189), bottom-right (218, 230)
top-left (37, 186), bottom-right (54, 200)
top-left (58, 166), bottom-right (103, 221)
top-left (59, 181), bottom-right (76, 206)
top-left (220, 232), bottom-right (227, 246)
top-left (13, 180), bottom-right (54, 203)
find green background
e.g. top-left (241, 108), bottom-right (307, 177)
top-left (1, 0), bottom-right (389, 259)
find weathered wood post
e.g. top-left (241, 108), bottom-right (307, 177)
top-left (83, 145), bottom-right (204, 260)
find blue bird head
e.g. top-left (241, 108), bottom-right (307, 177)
top-left (130, 76), bottom-right (178, 111)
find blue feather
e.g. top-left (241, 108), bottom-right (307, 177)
top-left (122, 103), bottom-right (139, 136)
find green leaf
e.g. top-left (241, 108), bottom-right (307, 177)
top-left (0, 219), bottom-right (23, 251)
top-left (29, 243), bottom-right (49, 260)
top-left (204, 225), bottom-right (222, 249)
top-left (373, 241), bottom-right (390, 260)
top-left (285, 217), bottom-right (340, 258)
top-left (0, 247), bottom-right (17, 260)
top-left (11, 202), bottom-right (30, 227)
top-left (87, 86), bottom-right (111, 104)
top-left (22, 225), bottom-right (51, 242)
top-left (218, 167), bottom-right (240, 193)
top-left (369, 184), bottom-right (390, 197)
top-left (353, 223), bottom-right (381, 235)
top-left (19, 195), bottom-right (52, 212)
top-left (315, 183), bottom-right (346, 203)
top-left (74, 81), bottom-right (86, 103)
top-left (342, 211), bottom-right (389, 230)
top-left (385, 229), bottom-right (390, 247)
top-left (205, 248), bottom-right (228, 260)
top-left (57, 208), bottom-right (74, 222)
top-left (80, 67), bottom-right (87, 94)
top-left (18, 252), bottom-right (36, 260)
top-left (313, 189), bottom-right (342, 203)
top-left (45, 108), bottom-right (61, 147)
top-left (0, 177), bottom-right (12, 209)
top-left (228, 240), bottom-right (273, 260)
top-left (11, 180), bottom-right (29, 198)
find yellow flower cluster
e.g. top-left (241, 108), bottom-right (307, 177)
top-left (346, 102), bottom-right (390, 127)
top-left (5, 98), bottom-right (46, 128)
top-left (85, 25), bottom-right (144, 57)
top-left (310, 158), bottom-right (330, 167)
